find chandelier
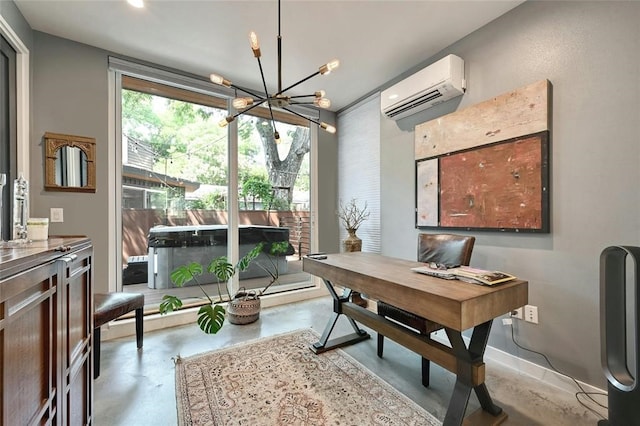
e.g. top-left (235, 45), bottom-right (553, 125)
top-left (209, 0), bottom-right (338, 143)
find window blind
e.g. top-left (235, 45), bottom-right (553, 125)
top-left (337, 94), bottom-right (381, 253)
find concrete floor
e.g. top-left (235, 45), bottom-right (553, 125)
top-left (94, 296), bottom-right (606, 425)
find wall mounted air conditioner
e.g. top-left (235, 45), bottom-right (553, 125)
top-left (381, 54), bottom-right (465, 120)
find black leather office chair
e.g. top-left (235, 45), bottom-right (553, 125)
top-left (377, 233), bottom-right (475, 387)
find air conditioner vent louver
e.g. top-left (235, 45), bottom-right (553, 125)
top-left (384, 90), bottom-right (443, 119)
top-left (381, 54), bottom-right (465, 120)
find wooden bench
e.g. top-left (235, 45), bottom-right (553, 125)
top-left (94, 293), bottom-right (144, 379)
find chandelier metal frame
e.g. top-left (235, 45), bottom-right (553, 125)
top-left (209, 0), bottom-right (338, 142)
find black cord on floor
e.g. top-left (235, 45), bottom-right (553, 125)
top-left (509, 322), bottom-right (608, 420)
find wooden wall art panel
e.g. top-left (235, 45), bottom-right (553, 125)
top-left (414, 80), bottom-right (551, 233)
top-left (415, 79), bottom-right (550, 160)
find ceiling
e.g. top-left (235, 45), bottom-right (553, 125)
top-left (14, 0), bottom-right (524, 112)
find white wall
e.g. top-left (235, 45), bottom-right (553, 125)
top-left (363, 1), bottom-right (639, 387)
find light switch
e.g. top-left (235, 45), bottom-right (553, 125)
top-left (50, 208), bottom-right (64, 222)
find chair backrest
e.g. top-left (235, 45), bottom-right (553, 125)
top-left (417, 233), bottom-right (475, 266)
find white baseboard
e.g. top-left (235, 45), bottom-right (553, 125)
top-left (484, 343), bottom-right (606, 395)
top-left (430, 329), bottom-right (605, 396)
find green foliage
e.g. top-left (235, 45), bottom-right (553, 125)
top-left (208, 257), bottom-right (235, 283)
top-left (238, 117), bottom-right (256, 141)
top-left (238, 243), bottom-right (264, 271)
top-left (185, 198), bottom-right (206, 210)
top-left (241, 173), bottom-right (273, 210)
top-left (170, 101), bottom-right (197, 123)
top-left (196, 304), bottom-right (226, 334)
top-left (123, 88), bottom-right (229, 186)
top-left (270, 197), bottom-right (291, 211)
top-left (158, 243), bottom-right (275, 335)
top-left (252, 241), bottom-right (290, 296)
top-left (204, 192), bottom-right (227, 210)
top-left (184, 191), bottom-right (228, 210)
top-left (159, 295), bottom-right (183, 314)
top-left (122, 88), bottom-right (311, 213)
top-left (269, 241), bottom-right (290, 256)
top-left (170, 262), bottom-right (204, 287)
top-left (122, 91), bottom-right (161, 142)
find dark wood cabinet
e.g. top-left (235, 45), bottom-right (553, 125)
top-left (0, 237), bottom-right (93, 425)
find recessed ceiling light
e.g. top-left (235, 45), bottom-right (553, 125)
top-left (127, 0), bottom-right (144, 8)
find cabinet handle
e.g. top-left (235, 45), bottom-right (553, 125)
top-left (61, 254), bottom-right (78, 263)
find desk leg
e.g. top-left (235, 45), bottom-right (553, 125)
top-left (443, 321), bottom-right (503, 426)
top-left (310, 279), bottom-right (370, 354)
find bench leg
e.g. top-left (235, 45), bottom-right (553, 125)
top-left (135, 307), bottom-right (143, 349)
top-left (377, 333), bottom-right (384, 357)
top-left (93, 326), bottom-right (101, 379)
top-left (421, 356), bottom-right (431, 387)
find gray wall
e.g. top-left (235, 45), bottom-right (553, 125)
top-left (0, 0), bottom-right (32, 49)
top-left (317, 109), bottom-right (341, 254)
top-left (377, 1), bottom-right (640, 387)
top-left (30, 32), bottom-right (111, 290)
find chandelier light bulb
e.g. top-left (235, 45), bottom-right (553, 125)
top-left (232, 97), bottom-right (254, 109)
top-left (320, 122), bottom-right (336, 134)
top-left (314, 90), bottom-right (326, 98)
top-left (319, 59), bottom-right (340, 75)
top-left (249, 32), bottom-right (261, 58)
top-left (218, 116), bottom-right (235, 127)
top-left (274, 131), bottom-right (281, 144)
top-left (314, 98), bottom-right (331, 109)
top-left (210, 73), bottom-right (232, 87)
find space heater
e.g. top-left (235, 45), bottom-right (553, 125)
top-left (599, 246), bottom-right (640, 425)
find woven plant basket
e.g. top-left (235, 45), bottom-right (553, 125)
top-left (227, 290), bottom-right (261, 325)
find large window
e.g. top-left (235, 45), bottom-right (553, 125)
top-left (117, 75), bottom-right (314, 309)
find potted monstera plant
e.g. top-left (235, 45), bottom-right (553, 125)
top-left (158, 241), bottom-right (290, 334)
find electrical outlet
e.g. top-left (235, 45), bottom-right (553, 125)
top-left (524, 304), bottom-right (538, 324)
top-left (50, 208), bottom-right (64, 223)
top-left (510, 307), bottom-right (524, 320)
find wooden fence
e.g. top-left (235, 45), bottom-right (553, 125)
top-left (277, 212), bottom-right (312, 260)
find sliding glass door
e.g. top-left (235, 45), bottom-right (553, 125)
top-left (117, 75), bottom-right (314, 309)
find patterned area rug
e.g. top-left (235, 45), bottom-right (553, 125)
top-left (175, 329), bottom-right (441, 425)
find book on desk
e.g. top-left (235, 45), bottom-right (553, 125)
top-left (411, 264), bottom-right (517, 286)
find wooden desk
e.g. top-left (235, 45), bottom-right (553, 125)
top-left (303, 252), bottom-right (528, 426)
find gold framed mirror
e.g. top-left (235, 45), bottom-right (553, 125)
top-left (44, 132), bottom-right (96, 193)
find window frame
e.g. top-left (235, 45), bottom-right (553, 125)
top-left (109, 61), bottom-right (324, 308)
top-left (0, 16), bottom-right (30, 240)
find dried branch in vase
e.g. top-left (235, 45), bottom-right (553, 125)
top-left (338, 198), bottom-right (370, 231)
